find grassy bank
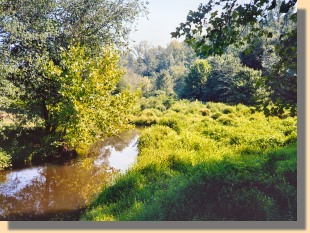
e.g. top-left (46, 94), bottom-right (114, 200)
top-left (82, 99), bottom-right (297, 221)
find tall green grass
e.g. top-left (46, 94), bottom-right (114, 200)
top-left (82, 100), bottom-right (297, 221)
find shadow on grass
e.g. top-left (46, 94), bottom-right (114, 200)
top-left (82, 144), bottom-right (297, 221)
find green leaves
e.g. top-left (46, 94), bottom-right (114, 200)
top-left (267, 0), bottom-right (277, 10)
top-left (43, 45), bottom-right (139, 147)
top-left (171, 0), bottom-right (297, 116)
top-left (205, 54), bottom-right (264, 106)
top-left (172, 0), bottom-right (296, 58)
top-left (183, 59), bottom-right (211, 100)
top-left (0, 148), bottom-right (12, 170)
top-left (280, 0), bottom-right (297, 13)
top-left (0, 0), bottom-right (147, 148)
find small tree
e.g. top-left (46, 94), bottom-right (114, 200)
top-left (183, 59), bottom-right (211, 100)
top-left (0, 0), bottom-right (147, 131)
top-left (44, 45), bottom-right (139, 147)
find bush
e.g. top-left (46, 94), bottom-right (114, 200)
top-left (211, 112), bottom-right (221, 120)
top-left (217, 115), bottom-right (236, 126)
top-left (132, 116), bottom-right (158, 126)
top-left (236, 104), bottom-right (252, 116)
top-left (158, 118), bottom-right (181, 134)
top-left (206, 102), bottom-right (228, 112)
top-left (138, 125), bottom-right (178, 150)
top-left (199, 108), bottom-right (210, 116)
top-left (83, 99), bottom-right (297, 221)
top-left (0, 148), bottom-right (11, 170)
top-left (222, 106), bottom-right (235, 114)
top-left (139, 109), bottom-right (163, 117)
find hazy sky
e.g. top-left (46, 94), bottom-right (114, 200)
top-left (130, 0), bottom-right (205, 47)
top-left (129, 0), bottom-right (252, 47)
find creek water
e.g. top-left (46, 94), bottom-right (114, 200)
top-left (0, 129), bottom-right (140, 221)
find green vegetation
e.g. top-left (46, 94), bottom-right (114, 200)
top-left (172, 0), bottom-right (297, 115)
top-left (82, 99), bottom-right (297, 221)
top-left (0, 0), bottom-right (146, 168)
top-left (183, 59), bottom-right (211, 100)
top-left (205, 54), bottom-right (265, 105)
top-left (120, 40), bottom-right (196, 98)
top-left (0, 0), bottom-right (297, 222)
top-left (0, 148), bottom-right (11, 170)
top-left (43, 45), bottom-right (139, 147)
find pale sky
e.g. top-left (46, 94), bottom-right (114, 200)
top-left (130, 0), bottom-right (251, 47)
top-left (130, 0), bottom-right (205, 47)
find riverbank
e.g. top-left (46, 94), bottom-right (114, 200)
top-left (82, 100), bottom-right (297, 221)
top-left (0, 126), bottom-right (77, 170)
top-left (0, 129), bottom-right (140, 220)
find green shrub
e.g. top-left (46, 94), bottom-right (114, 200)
top-left (158, 117), bottom-right (181, 133)
top-left (83, 99), bottom-right (297, 221)
top-left (284, 131), bottom-right (297, 145)
top-left (140, 97), bottom-right (166, 111)
top-left (222, 106), bottom-right (235, 114)
top-left (139, 109), bottom-right (163, 117)
top-left (199, 108), bottom-right (210, 116)
top-left (236, 104), bottom-right (252, 116)
top-left (0, 126), bottom-right (59, 166)
top-left (211, 112), bottom-right (221, 120)
top-left (138, 125), bottom-right (178, 150)
top-left (170, 100), bottom-right (190, 113)
top-left (163, 98), bottom-right (175, 109)
top-left (206, 102), bottom-right (228, 112)
top-left (132, 116), bottom-right (158, 126)
top-left (0, 148), bottom-right (11, 170)
top-left (217, 115), bottom-right (236, 126)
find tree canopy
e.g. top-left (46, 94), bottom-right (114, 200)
top-left (44, 45), bottom-right (139, 146)
top-left (172, 0), bottom-right (297, 115)
top-left (0, 0), bottom-right (147, 147)
top-left (183, 59), bottom-right (211, 100)
top-left (171, 0), bottom-right (296, 57)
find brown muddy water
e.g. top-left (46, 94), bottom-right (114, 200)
top-left (0, 129), bottom-right (140, 221)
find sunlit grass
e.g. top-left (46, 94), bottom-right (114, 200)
top-left (83, 99), bottom-right (297, 220)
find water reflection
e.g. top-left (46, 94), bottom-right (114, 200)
top-left (94, 135), bottom-right (139, 172)
top-left (0, 129), bottom-right (140, 220)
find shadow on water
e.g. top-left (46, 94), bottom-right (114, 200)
top-left (2, 208), bottom-right (86, 221)
top-left (0, 129), bottom-right (140, 221)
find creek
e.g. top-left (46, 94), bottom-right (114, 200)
top-left (0, 129), bottom-right (140, 220)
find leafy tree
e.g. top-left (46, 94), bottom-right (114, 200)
top-left (44, 45), bottom-right (139, 147)
top-left (172, 0), bottom-right (296, 57)
top-left (116, 69), bottom-right (153, 94)
top-left (130, 41), bottom-right (159, 76)
top-left (169, 65), bottom-right (189, 97)
top-left (0, 0), bottom-right (147, 133)
top-left (262, 27), bottom-right (297, 116)
top-left (205, 54), bottom-right (265, 106)
top-left (122, 41), bottom-right (197, 98)
top-left (164, 40), bottom-right (196, 68)
top-left (239, 39), bottom-right (264, 70)
top-left (155, 70), bottom-right (174, 95)
top-left (172, 0), bottom-right (297, 114)
top-left (183, 59), bottom-right (211, 100)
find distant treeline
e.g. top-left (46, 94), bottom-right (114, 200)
top-left (120, 2), bottom-right (296, 116)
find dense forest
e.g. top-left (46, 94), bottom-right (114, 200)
top-left (0, 0), bottom-right (297, 221)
